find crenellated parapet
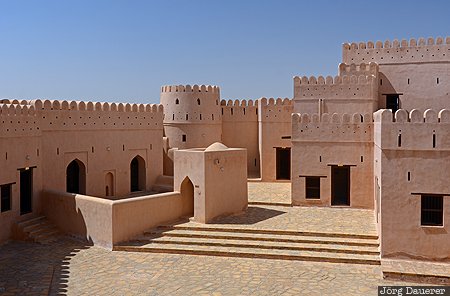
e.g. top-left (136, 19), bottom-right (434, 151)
top-left (293, 74), bottom-right (378, 102)
top-left (338, 62), bottom-right (379, 78)
top-left (258, 98), bottom-right (293, 123)
top-left (161, 84), bottom-right (220, 94)
top-left (342, 36), bottom-right (450, 64)
top-left (160, 84), bottom-right (221, 125)
top-left (0, 103), bottom-right (40, 137)
top-left (374, 108), bottom-right (450, 150)
top-left (0, 99), bottom-right (164, 132)
top-left (292, 112), bottom-right (373, 143)
top-left (220, 99), bottom-right (258, 122)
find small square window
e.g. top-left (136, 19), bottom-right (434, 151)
top-left (305, 177), bottom-right (320, 199)
top-left (182, 135), bottom-right (186, 142)
top-left (1, 184), bottom-right (12, 212)
top-left (421, 195), bottom-right (443, 226)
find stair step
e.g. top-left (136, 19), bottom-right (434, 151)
top-left (157, 225), bottom-right (378, 240)
top-left (17, 216), bottom-right (46, 228)
top-left (130, 236), bottom-right (379, 255)
top-left (27, 224), bottom-right (55, 236)
top-left (32, 229), bottom-right (60, 241)
top-left (114, 242), bottom-right (380, 265)
top-left (145, 229), bottom-right (379, 247)
top-left (151, 184), bottom-right (173, 193)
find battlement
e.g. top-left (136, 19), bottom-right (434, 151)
top-left (292, 112), bottom-right (373, 143)
top-left (338, 62), bottom-right (379, 77)
top-left (374, 108), bottom-right (450, 123)
top-left (342, 37), bottom-right (450, 64)
top-left (29, 99), bottom-right (163, 113)
top-left (0, 103), bottom-right (40, 137)
top-left (220, 99), bottom-right (258, 122)
top-left (294, 75), bottom-right (375, 86)
top-left (220, 99), bottom-right (257, 107)
top-left (161, 84), bottom-right (220, 94)
top-left (258, 98), bottom-right (293, 123)
top-left (374, 109), bottom-right (450, 150)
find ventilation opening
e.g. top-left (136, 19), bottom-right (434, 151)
top-left (197, 98), bottom-right (201, 105)
top-left (231, 108), bottom-right (233, 115)
top-left (398, 133), bottom-right (402, 147)
top-left (437, 78), bottom-right (440, 84)
top-left (212, 114), bottom-right (214, 120)
top-left (172, 114), bottom-right (175, 120)
top-left (243, 108), bottom-right (246, 115)
top-left (407, 171), bottom-right (411, 181)
top-left (319, 155), bottom-right (322, 162)
top-left (433, 132), bottom-right (436, 148)
top-left (407, 78), bottom-right (410, 85)
top-left (182, 135), bottom-right (186, 142)
top-left (200, 114), bottom-right (202, 120)
top-left (186, 114), bottom-right (188, 120)
top-left (175, 98), bottom-right (179, 104)
top-left (360, 156), bottom-right (363, 162)
top-left (380, 79), bottom-right (383, 85)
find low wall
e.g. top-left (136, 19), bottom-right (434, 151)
top-left (42, 190), bottom-right (114, 248)
top-left (112, 191), bottom-right (187, 244)
top-left (42, 190), bottom-right (189, 249)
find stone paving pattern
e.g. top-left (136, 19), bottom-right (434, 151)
top-left (0, 182), bottom-right (443, 295)
top-left (248, 182), bottom-right (291, 204)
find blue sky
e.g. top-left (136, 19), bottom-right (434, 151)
top-left (1, 0), bottom-right (449, 104)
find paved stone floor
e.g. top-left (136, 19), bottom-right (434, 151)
top-left (0, 182), bottom-right (436, 295)
top-left (0, 238), bottom-right (414, 296)
top-left (248, 182), bottom-right (291, 204)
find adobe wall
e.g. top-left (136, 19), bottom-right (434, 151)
top-left (343, 37), bottom-right (450, 111)
top-left (32, 99), bottom-right (164, 197)
top-left (221, 99), bottom-right (260, 176)
top-left (174, 144), bottom-right (247, 223)
top-left (374, 108), bottom-right (450, 260)
top-left (258, 98), bottom-right (293, 182)
top-left (293, 72), bottom-right (378, 115)
top-left (160, 85), bottom-right (222, 150)
top-left (0, 103), bottom-right (43, 242)
top-left (291, 112), bottom-right (374, 209)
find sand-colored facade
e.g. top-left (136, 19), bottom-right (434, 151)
top-left (0, 36), bottom-right (449, 261)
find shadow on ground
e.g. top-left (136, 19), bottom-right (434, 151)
top-left (0, 237), bottom-right (92, 295)
top-left (211, 206), bottom-right (286, 225)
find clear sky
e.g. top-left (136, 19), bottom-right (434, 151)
top-left (1, 0), bottom-right (449, 104)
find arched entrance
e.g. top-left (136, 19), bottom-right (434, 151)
top-left (105, 172), bottom-right (114, 196)
top-left (180, 177), bottom-right (194, 217)
top-left (66, 159), bottom-right (86, 194)
top-left (130, 155), bottom-right (146, 192)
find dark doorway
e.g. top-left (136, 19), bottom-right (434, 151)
top-left (20, 169), bottom-right (33, 215)
top-left (180, 177), bottom-right (194, 217)
top-left (130, 155), bottom-right (146, 192)
top-left (331, 166), bottom-right (350, 206)
top-left (66, 159), bottom-right (86, 194)
top-left (386, 94), bottom-right (400, 112)
top-left (276, 148), bottom-right (291, 180)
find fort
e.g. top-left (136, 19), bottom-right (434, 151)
top-left (1, 37), bottom-right (449, 270)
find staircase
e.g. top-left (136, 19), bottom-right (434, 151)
top-left (16, 216), bottom-right (60, 244)
top-left (151, 175), bottom-right (174, 193)
top-left (114, 223), bottom-right (380, 265)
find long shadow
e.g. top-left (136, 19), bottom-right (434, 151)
top-left (210, 206), bottom-right (286, 225)
top-left (0, 236), bottom-right (93, 295)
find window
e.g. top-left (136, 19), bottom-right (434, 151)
top-left (421, 195), bottom-right (443, 226)
top-left (305, 177), bottom-right (320, 199)
top-left (182, 134), bottom-right (186, 142)
top-left (175, 98), bottom-right (179, 104)
top-left (1, 184), bottom-right (12, 212)
top-left (197, 98), bottom-right (201, 105)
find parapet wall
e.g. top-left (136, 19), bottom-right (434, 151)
top-left (294, 75), bottom-right (377, 99)
top-left (374, 108), bottom-right (450, 150)
top-left (161, 84), bottom-right (220, 94)
top-left (0, 103), bottom-right (40, 137)
top-left (338, 62), bottom-right (379, 78)
top-left (27, 99), bottom-right (164, 131)
top-left (258, 98), bottom-right (293, 122)
top-left (221, 99), bottom-right (258, 122)
top-left (343, 37), bottom-right (450, 64)
top-left (292, 112), bottom-right (373, 143)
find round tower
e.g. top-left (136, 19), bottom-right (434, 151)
top-left (160, 84), bottom-right (222, 149)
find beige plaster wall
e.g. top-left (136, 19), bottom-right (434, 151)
top-left (258, 98), bottom-right (293, 181)
top-left (293, 74), bottom-right (378, 115)
top-left (221, 99), bottom-right (260, 176)
top-left (112, 191), bottom-right (189, 244)
top-left (291, 112), bottom-right (374, 209)
top-left (374, 108), bottom-right (450, 260)
top-left (0, 104), bottom-right (43, 242)
top-left (174, 145), bottom-right (248, 223)
top-left (42, 190), bottom-right (114, 248)
top-left (160, 85), bottom-right (222, 150)
top-left (342, 38), bottom-right (450, 112)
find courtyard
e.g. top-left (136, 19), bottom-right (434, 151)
top-left (0, 182), bottom-right (445, 295)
